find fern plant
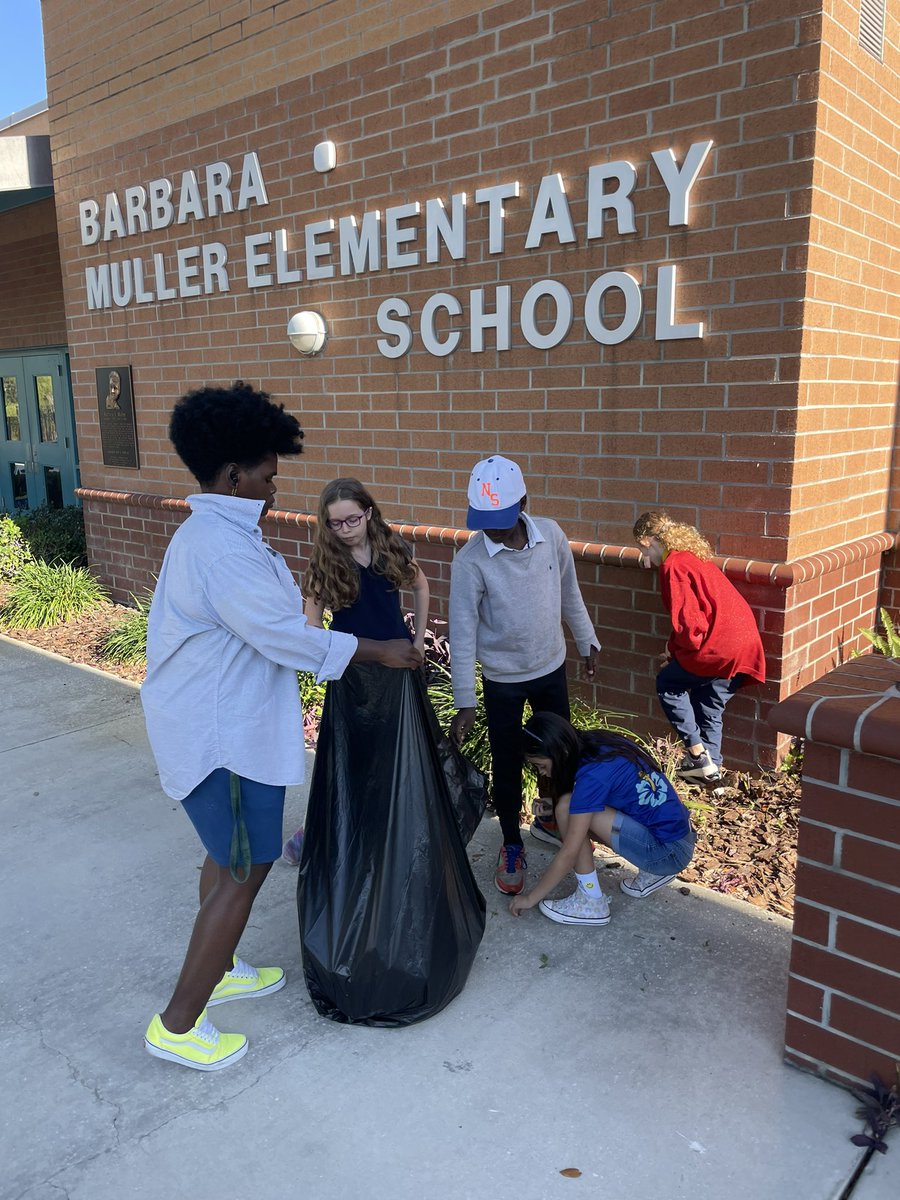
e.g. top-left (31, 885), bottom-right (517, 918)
top-left (1, 560), bottom-right (107, 628)
top-left (858, 608), bottom-right (900, 658)
top-left (102, 591), bottom-right (153, 665)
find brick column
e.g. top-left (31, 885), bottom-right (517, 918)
top-left (769, 657), bottom-right (900, 1089)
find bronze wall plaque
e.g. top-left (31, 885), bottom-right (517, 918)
top-left (96, 365), bottom-right (140, 468)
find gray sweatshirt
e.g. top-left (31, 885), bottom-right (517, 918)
top-left (449, 515), bottom-right (600, 708)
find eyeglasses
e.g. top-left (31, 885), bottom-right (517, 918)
top-left (325, 508), bottom-right (371, 532)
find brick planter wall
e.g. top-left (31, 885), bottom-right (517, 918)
top-left (769, 656), bottom-right (900, 1089)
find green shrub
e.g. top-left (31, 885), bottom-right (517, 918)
top-left (102, 591), bottom-right (152, 665)
top-left (299, 671), bottom-right (328, 745)
top-left (1, 560), bottom-right (107, 628)
top-left (780, 737), bottom-right (804, 777)
top-left (298, 610), bottom-right (331, 745)
top-left (425, 662), bottom-right (675, 805)
top-left (14, 505), bottom-right (87, 566)
top-left (0, 514), bottom-right (33, 580)
top-left (427, 660), bottom-right (497, 783)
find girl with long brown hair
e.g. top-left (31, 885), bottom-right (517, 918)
top-left (294, 478), bottom-right (485, 1026)
top-left (304, 477), bottom-right (427, 648)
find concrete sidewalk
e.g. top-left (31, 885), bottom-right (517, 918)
top-left (0, 637), bottom-right (889, 1200)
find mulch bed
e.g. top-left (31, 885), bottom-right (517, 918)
top-left (0, 602), bottom-right (146, 685)
top-left (675, 773), bottom-right (798, 918)
top-left (0, 609), bottom-right (800, 918)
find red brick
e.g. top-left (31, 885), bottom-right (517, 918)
top-left (846, 753), bottom-right (900, 805)
top-left (835, 917), bottom-right (900, 975)
top-left (829, 995), bottom-right (900, 1058)
top-left (797, 780), bottom-right (898, 843)
top-left (840, 835), bottom-right (900, 889)
top-left (792, 901), bottom-right (831, 946)
top-left (789, 941), bottom-right (900, 1013)
top-left (786, 977), bottom-right (826, 1023)
top-left (797, 822), bottom-right (837, 867)
top-left (785, 1014), bottom-right (897, 1084)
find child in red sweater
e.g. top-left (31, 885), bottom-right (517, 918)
top-left (633, 511), bottom-right (766, 785)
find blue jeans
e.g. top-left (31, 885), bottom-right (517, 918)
top-left (655, 659), bottom-right (747, 767)
top-left (611, 811), bottom-right (696, 875)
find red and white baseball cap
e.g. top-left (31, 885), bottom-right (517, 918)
top-left (466, 456), bottom-right (526, 529)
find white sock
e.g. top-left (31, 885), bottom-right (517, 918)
top-left (576, 870), bottom-right (601, 897)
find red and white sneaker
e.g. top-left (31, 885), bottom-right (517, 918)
top-left (494, 844), bottom-right (527, 895)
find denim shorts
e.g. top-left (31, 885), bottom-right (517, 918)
top-left (181, 768), bottom-right (286, 867)
top-left (610, 811), bottom-right (696, 875)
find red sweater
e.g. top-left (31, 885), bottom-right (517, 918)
top-left (658, 551), bottom-right (766, 683)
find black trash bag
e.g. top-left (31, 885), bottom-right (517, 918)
top-left (297, 663), bottom-right (487, 1027)
top-left (435, 734), bottom-right (489, 846)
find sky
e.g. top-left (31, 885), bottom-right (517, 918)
top-left (1, 1), bottom-right (47, 119)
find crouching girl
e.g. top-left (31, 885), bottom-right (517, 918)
top-left (508, 712), bottom-right (695, 925)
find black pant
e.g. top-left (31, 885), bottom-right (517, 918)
top-left (482, 663), bottom-right (570, 846)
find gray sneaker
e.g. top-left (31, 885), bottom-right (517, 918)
top-left (678, 751), bottom-right (722, 783)
top-left (620, 870), bottom-right (678, 898)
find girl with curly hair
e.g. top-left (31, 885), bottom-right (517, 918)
top-left (303, 477), bottom-right (428, 650)
top-left (294, 478), bottom-right (485, 1026)
top-left (633, 510), bottom-right (766, 786)
top-left (508, 711), bottom-right (695, 922)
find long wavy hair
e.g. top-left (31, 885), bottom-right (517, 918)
top-left (522, 711), bottom-right (665, 800)
top-left (633, 510), bottom-right (713, 560)
top-left (304, 478), bottom-right (417, 611)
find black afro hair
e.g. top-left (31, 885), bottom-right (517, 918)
top-left (169, 381), bottom-right (304, 485)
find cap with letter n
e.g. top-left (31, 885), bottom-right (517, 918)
top-left (465, 455), bottom-right (526, 530)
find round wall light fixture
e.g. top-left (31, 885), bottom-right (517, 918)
top-left (287, 311), bottom-right (327, 356)
top-left (313, 140), bottom-right (337, 173)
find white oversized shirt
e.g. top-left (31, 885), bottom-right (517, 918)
top-left (141, 492), bottom-right (357, 799)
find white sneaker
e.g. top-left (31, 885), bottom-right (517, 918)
top-left (620, 870), bottom-right (678, 898)
top-left (539, 888), bottom-right (611, 926)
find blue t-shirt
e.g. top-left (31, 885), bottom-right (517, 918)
top-left (569, 755), bottom-right (690, 843)
top-left (328, 563), bottom-right (411, 641)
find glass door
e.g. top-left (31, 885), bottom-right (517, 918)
top-left (0, 352), bottom-right (78, 512)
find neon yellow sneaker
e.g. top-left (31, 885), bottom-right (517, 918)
top-left (208, 956), bottom-right (286, 1006)
top-left (144, 1010), bottom-right (248, 1071)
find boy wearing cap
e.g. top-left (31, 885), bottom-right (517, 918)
top-left (449, 456), bottom-right (601, 895)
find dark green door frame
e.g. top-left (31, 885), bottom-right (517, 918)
top-left (0, 349), bottom-right (79, 512)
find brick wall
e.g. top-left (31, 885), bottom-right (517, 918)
top-left (780, 555), bottom-right (887, 691)
top-left (38, 0), bottom-right (900, 765)
top-left (791, 0), bottom-right (900, 559)
top-left (771, 657), bottom-right (900, 1088)
top-left (47, 0), bottom-right (826, 550)
top-left (881, 550), bottom-right (900, 618)
top-left (0, 199), bottom-right (68, 351)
